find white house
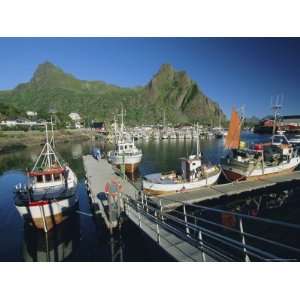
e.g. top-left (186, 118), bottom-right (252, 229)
top-left (68, 112), bottom-right (82, 128)
top-left (69, 112), bottom-right (81, 122)
top-left (26, 111), bottom-right (37, 117)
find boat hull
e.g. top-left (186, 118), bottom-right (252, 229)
top-left (143, 170), bottom-right (221, 196)
top-left (222, 157), bottom-right (300, 182)
top-left (116, 162), bottom-right (139, 173)
top-left (109, 153), bottom-right (142, 173)
top-left (18, 185), bottom-right (77, 201)
top-left (15, 196), bottom-right (78, 231)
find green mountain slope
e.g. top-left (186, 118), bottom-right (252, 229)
top-left (0, 62), bottom-right (225, 125)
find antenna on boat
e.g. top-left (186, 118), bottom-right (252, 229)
top-left (118, 104), bottom-right (126, 140)
top-left (271, 95), bottom-right (283, 135)
top-left (50, 115), bottom-right (55, 149)
top-left (31, 121), bottom-right (62, 172)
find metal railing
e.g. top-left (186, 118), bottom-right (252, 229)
top-left (123, 191), bottom-right (300, 261)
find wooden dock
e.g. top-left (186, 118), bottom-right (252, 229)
top-left (153, 171), bottom-right (300, 210)
top-left (82, 154), bottom-right (215, 261)
top-left (83, 154), bottom-right (300, 261)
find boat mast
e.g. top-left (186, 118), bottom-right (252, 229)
top-left (272, 96), bottom-right (283, 135)
top-left (118, 104), bottom-right (126, 141)
top-left (45, 123), bottom-right (51, 168)
top-left (50, 115), bottom-right (55, 149)
top-left (196, 122), bottom-right (200, 158)
top-left (121, 106), bottom-right (124, 137)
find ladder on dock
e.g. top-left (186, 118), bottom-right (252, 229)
top-left (83, 155), bottom-right (300, 261)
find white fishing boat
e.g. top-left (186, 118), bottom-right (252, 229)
top-left (213, 127), bottom-right (225, 138)
top-left (107, 107), bottom-right (142, 173)
top-left (143, 126), bottom-right (221, 196)
top-left (161, 132), bottom-right (169, 139)
top-left (169, 131), bottom-right (177, 139)
top-left (177, 131), bottom-right (185, 140)
top-left (207, 131), bottom-right (214, 139)
top-left (15, 122), bottom-right (78, 231)
top-left (108, 139), bottom-right (143, 172)
top-left (185, 131), bottom-right (192, 139)
top-left (153, 130), bottom-right (160, 140)
top-left (221, 107), bottom-right (300, 181)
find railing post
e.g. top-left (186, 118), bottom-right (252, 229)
top-left (155, 210), bottom-right (160, 244)
top-left (239, 217), bottom-right (250, 262)
top-left (159, 198), bottom-right (164, 222)
top-left (137, 202), bottom-right (141, 228)
top-left (198, 230), bottom-right (206, 262)
top-left (145, 194), bottom-right (149, 214)
top-left (141, 190), bottom-right (144, 210)
top-left (183, 204), bottom-right (190, 237)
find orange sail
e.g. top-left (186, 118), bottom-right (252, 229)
top-left (225, 109), bottom-right (241, 149)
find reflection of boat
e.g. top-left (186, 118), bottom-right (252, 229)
top-left (221, 108), bottom-right (300, 181)
top-left (71, 143), bottom-right (83, 159)
top-left (22, 210), bottom-right (80, 262)
top-left (15, 122), bottom-right (78, 231)
top-left (143, 126), bottom-right (221, 196)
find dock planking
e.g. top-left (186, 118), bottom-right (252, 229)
top-left (83, 155), bottom-right (139, 228)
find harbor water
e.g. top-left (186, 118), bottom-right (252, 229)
top-left (1, 132), bottom-right (300, 261)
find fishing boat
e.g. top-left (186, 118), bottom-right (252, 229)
top-left (107, 107), bottom-right (142, 173)
top-left (153, 130), bottom-right (160, 140)
top-left (177, 131), bottom-right (185, 140)
top-left (169, 131), bottom-right (177, 139)
top-left (143, 126), bottom-right (221, 196)
top-left (213, 115), bottom-right (226, 138)
top-left (15, 122), bottom-right (78, 231)
top-left (161, 132), bottom-right (169, 139)
top-left (221, 107), bottom-right (300, 181)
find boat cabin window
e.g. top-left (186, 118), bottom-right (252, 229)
top-left (273, 136), bottom-right (288, 145)
top-left (53, 173), bottom-right (61, 181)
top-left (45, 174), bottom-right (52, 182)
top-left (119, 146), bottom-right (123, 151)
top-left (36, 175), bottom-right (43, 183)
top-left (129, 145), bottom-right (133, 148)
top-left (124, 145), bottom-right (128, 150)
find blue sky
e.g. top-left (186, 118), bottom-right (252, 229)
top-left (0, 38), bottom-right (299, 118)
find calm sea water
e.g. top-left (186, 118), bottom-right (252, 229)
top-left (1, 131), bottom-right (300, 261)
